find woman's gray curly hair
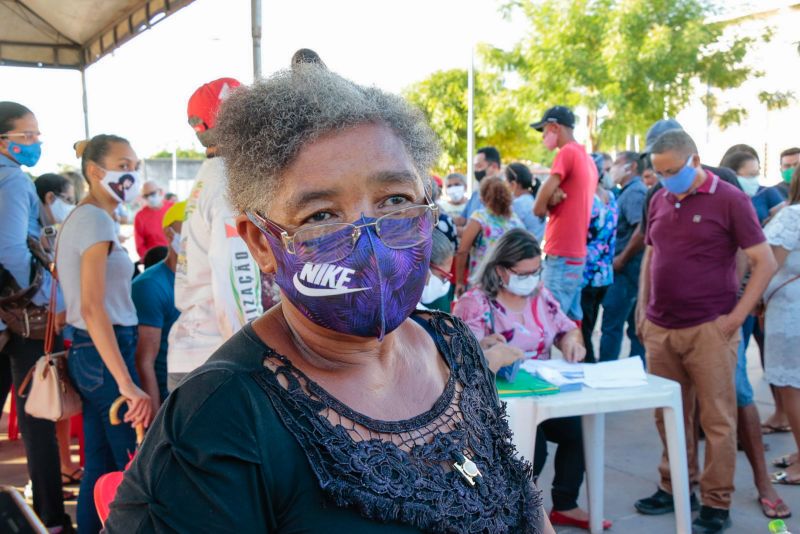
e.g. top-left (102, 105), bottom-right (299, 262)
top-left (215, 54), bottom-right (441, 214)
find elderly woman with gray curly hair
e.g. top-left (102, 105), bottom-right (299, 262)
top-left (104, 50), bottom-right (553, 534)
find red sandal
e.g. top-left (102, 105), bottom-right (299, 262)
top-left (550, 510), bottom-right (612, 531)
top-left (759, 497), bottom-right (792, 519)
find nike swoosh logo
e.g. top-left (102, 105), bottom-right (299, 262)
top-left (292, 274), bottom-right (370, 297)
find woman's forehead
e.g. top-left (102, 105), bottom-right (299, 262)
top-left (274, 124), bottom-right (422, 201)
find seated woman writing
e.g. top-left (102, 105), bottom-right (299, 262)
top-left (104, 51), bottom-right (552, 533)
top-left (454, 228), bottom-right (611, 531)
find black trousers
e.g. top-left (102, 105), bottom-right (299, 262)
top-left (0, 350), bottom-right (11, 419)
top-left (580, 285), bottom-right (609, 363)
top-left (6, 333), bottom-right (70, 529)
top-left (532, 416), bottom-right (585, 511)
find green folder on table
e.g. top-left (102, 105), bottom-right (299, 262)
top-left (497, 369), bottom-right (559, 397)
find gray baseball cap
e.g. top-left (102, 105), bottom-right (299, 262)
top-left (643, 119), bottom-right (683, 155)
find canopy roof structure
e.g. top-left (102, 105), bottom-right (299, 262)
top-left (0, 0), bottom-right (196, 70)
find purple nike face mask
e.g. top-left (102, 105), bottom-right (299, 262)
top-left (256, 213), bottom-right (433, 339)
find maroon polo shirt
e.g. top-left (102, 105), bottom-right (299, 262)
top-left (645, 171), bottom-right (765, 329)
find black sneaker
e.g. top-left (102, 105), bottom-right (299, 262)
top-left (634, 488), bottom-right (700, 515)
top-left (692, 506), bottom-right (731, 533)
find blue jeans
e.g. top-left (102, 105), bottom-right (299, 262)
top-left (735, 315), bottom-right (756, 407)
top-left (68, 326), bottom-right (139, 534)
top-left (599, 254), bottom-right (645, 361)
top-left (543, 255), bottom-right (585, 321)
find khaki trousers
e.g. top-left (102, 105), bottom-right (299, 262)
top-left (641, 318), bottom-right (739, 510)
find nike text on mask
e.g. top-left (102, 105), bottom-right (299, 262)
top-left (249, 205), bottom-right (435, 339)
top-left (446, 185), bottom-right (466, 202)
top-left (657, 156), bottom-right (697, 195)
top-left (101, 169), bottom-right (141, 204)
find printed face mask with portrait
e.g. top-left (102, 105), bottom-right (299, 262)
top-left (101, 169), bottom-right (141, 204)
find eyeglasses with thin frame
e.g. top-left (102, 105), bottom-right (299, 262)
top-left (1, 132), bottom-right (41, 143)
top-left (247, 196), bottom-right (439, 264)
top-left (508, 265), bottom-right (542, 279)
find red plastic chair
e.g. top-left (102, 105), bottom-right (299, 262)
top-left (7, 386), bottom-right (18, 441)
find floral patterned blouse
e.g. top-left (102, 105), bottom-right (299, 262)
top-left (582, 193), bottom-right (618, 288)
top-left (468, 208), bottom-right (523, 279)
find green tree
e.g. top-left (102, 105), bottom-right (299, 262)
top-left (483, 0), bottom-right (761, 150)
top-left (403, 69), bottom-right (550, 174)
top-left (150, 147), bottom-right (205, 160)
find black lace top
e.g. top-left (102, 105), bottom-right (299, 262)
top-left (105, 312), bottom-right (543, 533)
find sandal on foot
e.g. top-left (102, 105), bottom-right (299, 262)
top-left (762, 423), bottom-right (792, 435)
top-left (772, 471), bottom-right (800, 485)
top-left (61, 468), bottom-right (83, 486)
top-left (759, 497), bottom-right (792, 519)
top-left (773, 455), bottom-right (797, 469)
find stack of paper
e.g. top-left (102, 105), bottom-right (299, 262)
top-left (581, 357), bottom-right (647, 389)
top-left (521, 359), bottom-right (584, 392)
top-left (496, 369), bottom-right (560, 397)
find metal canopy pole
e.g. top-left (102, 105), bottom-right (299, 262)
top-left (466, 46), bottom-right (475, 194)
top-left (81, 68), bottom-right (90, 139)
top-left (251, 0), bottom-right (262, 80)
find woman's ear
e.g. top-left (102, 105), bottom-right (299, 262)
top-left (44, 191), bottom-right (56, 205)
top-left (236, 214), bottom-right (277, 274)
top-left (85, 160), bottom-right (104, 184)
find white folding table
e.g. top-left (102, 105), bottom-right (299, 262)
top-left (503, 375), bottom-right (691, 534)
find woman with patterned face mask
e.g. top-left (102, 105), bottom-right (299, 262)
top-left (105, 51), bottom-right (553, 534)
top-left (56, 135), bottom-right (152, 534)
top-left (454, 229), bottom-right (609, 531)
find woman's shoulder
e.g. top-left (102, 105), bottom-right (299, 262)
top-left (452, 288), bottom-right (490, 312)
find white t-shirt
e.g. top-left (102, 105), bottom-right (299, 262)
top-left (168, 157), bottom-right (263, 374)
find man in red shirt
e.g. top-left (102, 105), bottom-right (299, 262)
top-left (634, 130), bottom-right (776, 533)
top-left (532, 106), bottom-right (597, 320)
top-left (134, 180), bottom-right (174, 259)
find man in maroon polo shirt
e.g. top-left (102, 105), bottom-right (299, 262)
top-left (633, 130), bottom-right (776, 533)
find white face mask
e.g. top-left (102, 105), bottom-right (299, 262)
top-left (49, 197), bottom-right (74, 223)
top-left (446, 185), bottom-right (466, 203)
top-left (737, 175), bottom-right (760, 197)
top-left (421, 272), bottom-right (451, 304)
top-left (506, 272), bottom-right (540, 297)
top-left (101, 169), bottom-right (141, 204)
top-left (601, 172), bottom-right (616, 190)
top-left (610, 162), bottom-right (630, 185)
top-left (146, 191), bottom-right (164, 208)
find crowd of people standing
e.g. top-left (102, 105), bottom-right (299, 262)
top-left (0, 47), bottom-right (799, 534)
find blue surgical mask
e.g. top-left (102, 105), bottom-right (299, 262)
top-left (658, 156), bottom-right (697, 195)
top-left (7, 141), bottom-right (42, 167)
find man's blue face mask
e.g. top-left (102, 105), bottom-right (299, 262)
top-left (657, 156), bottom-right (696, 195)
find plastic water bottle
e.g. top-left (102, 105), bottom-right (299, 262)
top-left (769, 519), bottom-right (792, 533)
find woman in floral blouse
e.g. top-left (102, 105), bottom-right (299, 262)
top-left (580, 180), bottom-right (618, 363)
top-left (454, 229), bottom-right (611, 531)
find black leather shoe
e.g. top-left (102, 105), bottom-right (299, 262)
top-left (692, 506), bottom-right (731, 533)
top-left (635, 488), bottom-right (700, 515)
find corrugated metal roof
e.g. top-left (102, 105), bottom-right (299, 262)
top-left (0, 0), bottom-right (195, 69)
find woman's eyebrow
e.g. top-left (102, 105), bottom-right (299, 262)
top-left (370, 170), bottom-right (419, 187)
top-left (286, 188), bottom-right (340, 212)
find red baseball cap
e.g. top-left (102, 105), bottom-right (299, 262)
top-left (187, 77), bottom-right (241, 133)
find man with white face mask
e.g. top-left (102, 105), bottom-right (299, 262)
top-left (438, 173), bottom-right (469, 219)
top-left (419, 229), bottom-right (455, 312)
top-left (133, 180), bottom-right (173, 259)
